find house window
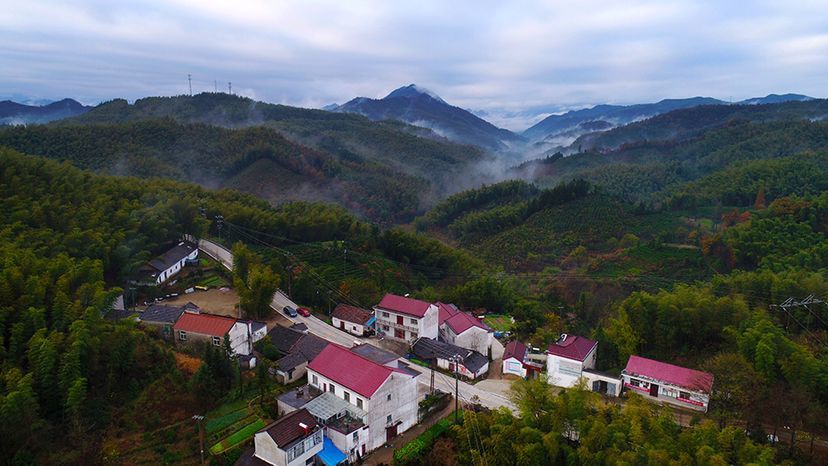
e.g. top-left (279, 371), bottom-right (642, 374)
top-left (352, 431), bottom-right (358, 442)
top-left (212, 336), bottom-right (221, 346)
top-left (410, 318), bottom-right (417, 325)
top-left (356, 398), bottom-right (363, 409)
top-left (382, 312), bottom-right (389, 318)
top-left (329, 384), bottom-right (335, 394)
top-left (386, 414), bottom-right (392, 424)
top-left (178, 330), bottom-right (187, 341)
top-left (383, 325), bottom-right (390, 331)
top-left (344, 391), bottom-right (350, 402)
top-left (312, 374), bottom-right (318, 386)
top-left (386, 393), bottom-right (391, 401)
top-left (679, 391), bottom-right (691, 399)
top-left (410, 332), bottom-right (418, 339)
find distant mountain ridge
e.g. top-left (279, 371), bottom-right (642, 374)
top-left (0, 98), bottom-right (91, 125)
top-left (522, 93), bottom-right (814, 145)
top-left (330, 84), bottom-right (523, 151)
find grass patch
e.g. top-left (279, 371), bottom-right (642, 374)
top-left (482, 314), bottom-right (512, 332)
top-left (205, 410), bottom-right (248, 435)
top-left (393, 418), bottom-right (453, 465)
top-left (209, 419), bottom-right (265, 455)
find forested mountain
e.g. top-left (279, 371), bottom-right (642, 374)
top-left (331, 84), bottom-right (523, 151)
top-left (0, 98), bottom-right (91, 125)
top-left (0, 93), bottom-right (489, 222)
top-left (522, 94), bottom-right (814, 148)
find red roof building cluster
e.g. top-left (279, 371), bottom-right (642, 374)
top-left (173, 312), bottom-right (236, 336)
top-left (624, 355), bottom-right (714, 393)
top-left (376, 294), bottom-right (432, 318)
top-left (307, 344), bottom-right (397, 398)
top-left (547, 334), bottom-right (597, 362)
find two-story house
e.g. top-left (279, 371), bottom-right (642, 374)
top-left (252, 408), bottom-right (324, 466)
top-left (306, 344), bottom-right (419, 452)
top-left (546, 333), bottom-right (597, 387)
top-left (373, 294), bottom-right (438, 343)
top-left (436, 302), bottom-right (494, 356)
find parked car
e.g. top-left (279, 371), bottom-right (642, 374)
top-left (283, 306), bottom-right (298, 318)
top-left (297, 307), bottom-right (311, 317)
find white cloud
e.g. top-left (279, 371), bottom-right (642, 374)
top-left (0, 0), bottom-right (826, 129)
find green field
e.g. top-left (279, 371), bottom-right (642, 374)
top-left (209, 419), bottom-right (265, 455)
top-left (482, 314), bottom-right (512, 332)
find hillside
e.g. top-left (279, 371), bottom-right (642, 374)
top-left (332, 84), bottom-right (523, 151)
top-left (4, 94), bottom-right (489, 222)
top-left (0, 98), bottom-right (91, 125)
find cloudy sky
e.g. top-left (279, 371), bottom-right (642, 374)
top-left (2, 0), bottom-right (827, 129)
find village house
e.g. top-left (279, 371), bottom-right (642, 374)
top-left (252, 408), bottom-right (324, 466)
top-left (172, 310), bottom-right (254, 355)
top-left (436, 302), bottom-right (494, 356)
top-left (546, 334), bottom-right (622, 396)
top-left (138, 302), bottom-right (197, 339)
top-left (331, 304), bottom-right (375, 337)
top-left (621, 355), bottom-right (714, 412)
top-left (412, 337), bottom-right (489, 380)
top-left (142, 241), bottom-right (199, 285)
top-left (373, 294), bottom-right (438, 343)
top-left (306, 344), bottom-right (419, 452)
top-left (268, 325), bottom-right (330, 384)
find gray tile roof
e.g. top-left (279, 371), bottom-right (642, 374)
top-left (148, 241), bottom-right (197, 272)
top-left (412, 337), bottom-right (488, 373)
top-left (140, 304), bottom-right (188, 324)
top-left (350, 344), bottom-right (399, 365)
top-left (274, 333), bottom-right (330, 371)
top-left (268, 325), bottom-right (306, 354)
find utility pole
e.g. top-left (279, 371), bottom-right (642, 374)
top-left (188, 74), bottom-right (193, 96)
top-left (228, 81), bottom-right (232, 95)
top-left (214, 80), bottom-right (218, 92)
top-left (192, 414), bottom-right (205, 466)
top-left (451, 354), bottom-right (461, 423)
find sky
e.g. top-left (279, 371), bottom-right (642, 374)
top-left (2, 0), bottom-right (828, 130)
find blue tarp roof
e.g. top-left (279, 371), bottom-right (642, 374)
top-left (366, 315), bottom-right (377, 326)
top-left (317, 436), bottom-right (347, 466)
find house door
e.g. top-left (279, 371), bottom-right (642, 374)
top-left (386, 423), bottom-right (398, 440)
top-left (649, 383), bottom-right (659, 397)
top-left (394, 329), bottom-right (405, 339)
top-left (361, 444), bottom-right (366, 455)
top-left (340, 321), bottom-right (345, 330)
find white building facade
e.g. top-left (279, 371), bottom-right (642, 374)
top-left (374, 294), bottom-right (438, 342)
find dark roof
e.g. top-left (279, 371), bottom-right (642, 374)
top-left (503, 341), bottom-right (527, 362)
top-left (276, 385), bottom-right (320, 410)
top-left (140, 304), bottom-right (188, 324)
top-left (259, 408), bottom-right (319, 447)
top-left (332, 304), bottom-right (373, 325)
top-left (411, 337), bottom-right (488, 373)
top-left (375, 294), bottom-right (432, 317)
top-left (149, 241), bottom-right (198, 272)
top-left (105, 309), bottom-right (138, 321)
top-left (242, 320), bottom-right (267, 333)
top-left (308, 344), bottom-right (396, 398)
top-left (350, 343), bottom-right (399, 365)
top-left (275, 333), bottom-right (330, 371)
top-left (268, 325), bottom-right (306, 354)
top-left (547, 334), bottom-right (597, 362)
top-left (624, 355), bottom-right (714, 393)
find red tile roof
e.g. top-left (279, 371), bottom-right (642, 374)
top-left (624, 355), bottom-right (714, 393)
top-left (436, 302), bottom-right (460, 325)
top-left (173, 312), bottom-right (236, 337)
top-left (307, 344), bottom-right (398, 398)
top-left (259, 408), bottom-right (319, 447)
top-left (332, 304), bottom-right (373, 325)
top-left (547, 335), bottom-right (597, 362)
top-left (503, 341), bottom-right (527, 362)
top-left (376, 294), bottom-right (432, 318)
top-left (444, 311), bottom-right (490, 334)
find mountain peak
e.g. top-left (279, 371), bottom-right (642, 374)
top-left (385, 84), bottom-right (446, 103)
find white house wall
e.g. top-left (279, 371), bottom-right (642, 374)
top-left (502, 357), bottom-right (527, 378)
top-left (546, 346), bottom-right (596, 388)
top-left (253, 432), bottom-right (288, 466)
top-left (452, 327), bottom-right (493, 356)
top-left (332, 317), bottom-right (365, 336)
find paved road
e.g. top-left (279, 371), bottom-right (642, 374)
top-left (199, 239), bottom-right (363, 348)
top-left (199, 238), bottom-right (514, 412)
